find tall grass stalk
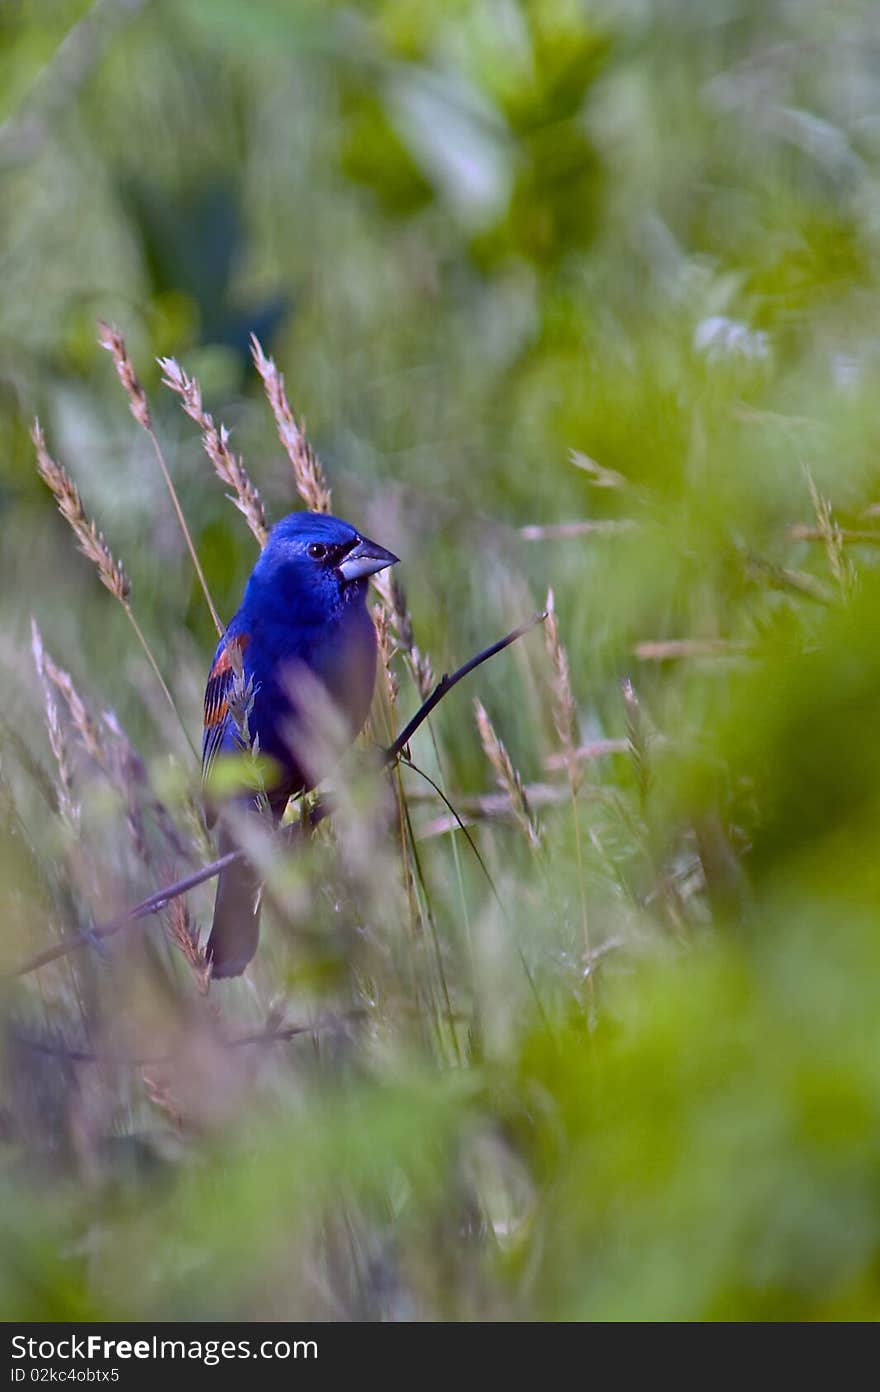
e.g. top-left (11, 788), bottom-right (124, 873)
top-left (474, 699), bottom-right (542, 850)
top-left (545, 589), bottom-right (592, 1020)
top-left (250, 334), bottom-right (333, 514)
top-left (32, 420), bottom-right (196, 759)
top-left (372, 580), bottom-right (463, 1060)
top-left (98, 321), bottom-right (224, 637)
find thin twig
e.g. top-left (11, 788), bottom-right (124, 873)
top-left (10, 1013), bottom-right (362, 1067)
top-left (6, 849), bottom-right (241, 978)
top-left (400, 756), bottom-right (502, 907)
top-left (385, 611), bottom-right (547, 764)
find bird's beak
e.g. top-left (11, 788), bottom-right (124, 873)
top-left (338, 535), bottom-right (399, 583)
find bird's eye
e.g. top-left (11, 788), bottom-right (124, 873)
top-left (307, 542), bottom-right (329, 561)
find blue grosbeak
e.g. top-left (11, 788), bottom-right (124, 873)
top-left (203, 512), bottom-right (398, 977)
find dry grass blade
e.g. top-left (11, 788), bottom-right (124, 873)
top-left (165, 892), bottom-right (209, 992)
top-left (520, 520), bottom-right (637, 541)
top-left (250, 334), bottom-right (332, 514)
top-left (621, 677), bottom-right (651, 807)
top-left (30, 619), bottom-right (77, 828)
top-left (570, 449), bottom-right (628, 488)
top-left (14, 1014), bottom-right (359, 1067)
top-left (634, 638), bottom-right (749, 661)
top-left (96, 319), bottom-right (151, 429)
top-left (789, 524), bottom-right (880, 546)
top-left (544, 588), bottom-right (580, 792)
top-left (102, 709), bottom-right (193, 862)
top-left (744, 553), bottom-right (832, 605)
top-left (418, 780), bottom-right (573, 837)
top-left (544, 738), bottom-right (629, 770)
top-left (33, 419), bottom-right (130, 604)
top-left (33, 418), bottom-right (195, 755)
top-left (40, 652), bottom-right (151, 859)
top-left (98, 322), bottom-right (223, 636)
top-left (42, 652), bottom-right (103, 764)
top-left (8, 613), bottom-right (543, 980)
top-left (804, 469), bottom-right (856, 598)
top-left (373, 568), bottom-right (434, 700)
top-left (372, 602), bottom-right (399, 711)
top-left (545, 590), bottom-right (592, 1019)
top-left (474, 698), bottom-right (541, 849)
top-left (38, 634), bottom-right (194, 866)
top-left (158, 356), bottom-right (269, 547)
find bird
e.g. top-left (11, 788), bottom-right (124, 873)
top-left (202, 511), bottom-right (398, 978)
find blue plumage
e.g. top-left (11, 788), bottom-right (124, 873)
top-left (204, 511), bottom-right (398, 977)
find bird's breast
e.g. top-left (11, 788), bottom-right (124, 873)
top-left (246, 599), bottom-right (378, 790)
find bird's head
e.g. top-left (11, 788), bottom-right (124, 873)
top-left (246, 511), bottom-right (398, 621)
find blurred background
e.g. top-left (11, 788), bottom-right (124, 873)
top-left (4, 0), bottom-right (880, 1321)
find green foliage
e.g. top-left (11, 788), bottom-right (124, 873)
top-left (3, 0), bottom-right (880, 1321)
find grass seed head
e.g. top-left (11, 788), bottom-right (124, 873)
top-left (30, 619), bottom-right (78, 829)
top-left (97, 321), bottom-right (151, 431)
top-left (373, 568), bottom-right (434, 700)
top-left (32, 419), bottom-right (131, 605)
top-left (474, 697), bottom-right (542, 850)
top-left (158, 356), bottom-right (269, 547)
top-left (250, 334), bottom-right (332, 514)
top-left (544, 588), bottom-right (580, 790)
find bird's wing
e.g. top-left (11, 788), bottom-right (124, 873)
top-left (202, 632), bottom-right (250, 783)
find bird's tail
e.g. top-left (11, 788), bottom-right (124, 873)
top-left (207, 822), bottom-right (262, 979)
